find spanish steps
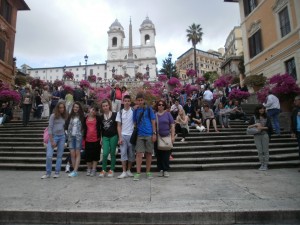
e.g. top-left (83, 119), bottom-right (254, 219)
top-left (0, 105), bottom-right (299, 171)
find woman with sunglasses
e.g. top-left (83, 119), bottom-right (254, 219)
top-left (155, 100), bottom-right (175, 177)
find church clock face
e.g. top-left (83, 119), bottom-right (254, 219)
top-left (111, 52), bottom-right (117, 59)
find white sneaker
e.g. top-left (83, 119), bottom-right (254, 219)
top-left (86, 169), bottom-right (91, 176)
top-left (180, 138), bottom-right (185, 142)
top-left (53, 173), bottom-right (60, 178)
top-left (163, 171), bottom-right (169, 177)
top-left (41, 174), bottom-right (50, 179)
top-left (65, 164), bottom-right (70, 173)
top-left (90, 170), bottom-right (96, 177)
top-left (126, 170), bottom-right (134, 177)
top-left (99, 171), bottom-right (106, 178)
top-left (118, 171), bottom-right (128, 179)
top-left (158, 170), bottom-right (164, 177)
top-left (107, 170), bottom-right (114, 178)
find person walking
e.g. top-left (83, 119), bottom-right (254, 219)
top-left (116, 95), bottom-right (135, 179)
top-left (291, 95), bottom-right (300, 172)
top-left (65, 102), bottom-right (85, 177)
top-left (99, 99), bottom-right (118, 178)
top-left (133, 92), bottom-right (157, 181)
top-left (41, 102), bottom-right (68, 179)
top-left (263, 91), bottom-right (281, 135)
top-left (155, 100), bottom-right (175, 177)
top-left (248, 105), bottom-right (272, 171)
top-left (82, 104), bottom-right (102, 177)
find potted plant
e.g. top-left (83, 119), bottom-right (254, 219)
top-left (244, 74), bottom-right (266, 91)
top-left (88, 75), bottom-right (97, 83)
top-left (167, 77), bottom-right (181, 87)
top-left (63, 71), bottom-right (74, 80)
top-left (80, 80), bottom-right (90, 89)
top-left (228, 89), bottom-right (250, 102)
top-left (158, 74), bottom-right (168, 82)
top-left (213, 74), bottom-right (233, 89)
top-left (0, 82), bottom-right (21, 105)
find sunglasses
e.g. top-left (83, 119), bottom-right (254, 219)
top-left (158, 104), bottom-right (165, 106)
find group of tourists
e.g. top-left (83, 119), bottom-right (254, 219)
top-left (41, 91), bottom-right (177, 180)
top-left (1, 80), bottom-right (300, 176)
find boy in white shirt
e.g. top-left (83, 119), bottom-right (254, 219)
top-left (116, 95), bottom-right (135, 178)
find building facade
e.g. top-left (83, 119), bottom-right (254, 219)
top-left (221, 26), bottom-right (244, 76)
top-left (24, 63), bottom-right (107, 83)
top-left (27, 17), bottom-right (157, 82)
top-left (175, 48), bottom-right (224, 80)
top-left (225, 0), bottom-right (300, 80)
top-left (0, 0), bottom-right (29, 84)
top-left (106, 17), bottom-right (157, 79)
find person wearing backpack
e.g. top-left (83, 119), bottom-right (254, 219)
top-left (132, 93), bottom-right (157, 181)
top-left (116, 95), bottom-right (135, 179)
top-left (41, 102), bottom-right (68, 179)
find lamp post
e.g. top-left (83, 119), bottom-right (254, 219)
top-left (84, 54), bottom-right (88, 80)
top-left (168, 53), bottom-right (172, 78)
top-left (61, 65), bottom-right (66, 81)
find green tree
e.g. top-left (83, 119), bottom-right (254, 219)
top-left (186, 23), bottom-right (203, 72)
top-left (159, 54), bottom-right (178, 78)
top-left (203, 71), bottom-right (219, 84)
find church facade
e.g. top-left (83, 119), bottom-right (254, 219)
top-left (26, 17), bottom-right (157, 82)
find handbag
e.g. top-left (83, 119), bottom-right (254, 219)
top-left (156, 114), bottom-right (173, 150)
top-left (246, 127), bottom-right (261, 135)
top-left (130, 127), bottom-right (138, 145)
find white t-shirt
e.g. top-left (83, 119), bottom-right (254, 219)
top-left (116, 108), bottom-right (134, 135)
top-left (72, 117), bottom-right (79, 136)
top-left (203, 90), bottom-right (213, 101)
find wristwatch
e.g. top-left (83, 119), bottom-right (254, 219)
top-left (153, 132), bottom-right (157, 135)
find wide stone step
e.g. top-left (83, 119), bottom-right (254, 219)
top-left (0, 160), bottom-right (299, 172)
top-left (173, 142), bottom-right (298, 151)
top-left (0, 153), bottom-right (297, 166)
top-left (172, 147), bottom-right (299, 158)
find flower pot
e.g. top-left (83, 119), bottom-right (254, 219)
top-left (280, 99), bottom-right (293, 112)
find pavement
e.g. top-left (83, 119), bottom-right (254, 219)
top-left (0, 168), bottom-right (300, 224)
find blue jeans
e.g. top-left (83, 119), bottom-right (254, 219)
top-left (46, 134), bottom-right (66, 175)
top-left (267, 108), bottom-right (280, 134)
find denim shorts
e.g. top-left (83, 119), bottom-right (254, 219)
top-left (68, 136), bottom-right (82, 150)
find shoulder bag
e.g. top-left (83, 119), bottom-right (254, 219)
top-left (156, 113), bottom-right (173, 150)
top-left (130, 108), bottom-right (145, 145)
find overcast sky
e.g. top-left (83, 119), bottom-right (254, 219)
top-left (14, 0), bottom-right (240, 69)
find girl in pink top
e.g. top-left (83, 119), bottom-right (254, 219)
top-left (82, 105), bottom-right (102, 176)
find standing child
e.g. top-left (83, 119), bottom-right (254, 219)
top-left (65, 102), bottom-right (85, 177)
top-left (99, 99), bottom-right (118, 178)
top-left (82, 104), bottom-right (102, 177)
top-left (41, 102), bottom-right (68, 179)
top-left (116, 95), bottom-right (135, 178)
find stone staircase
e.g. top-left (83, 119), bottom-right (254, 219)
top-left (0, 118), bottom-right (299, 171)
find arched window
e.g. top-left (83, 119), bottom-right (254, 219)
top-left (144, 34), bottom-right (150, 44)
top-left (112, 37), bottom-right (117, 47)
